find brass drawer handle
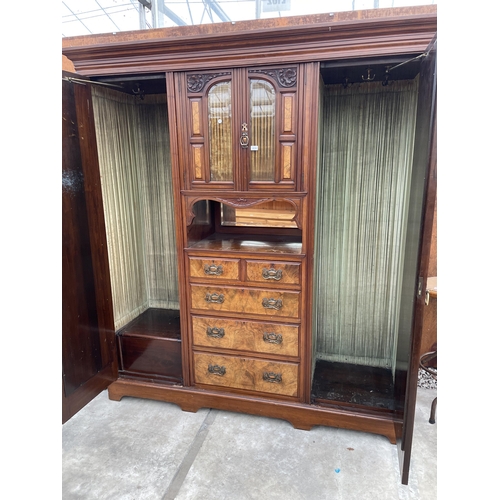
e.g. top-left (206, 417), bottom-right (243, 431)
top-left (263, 372), bottom-right (282, 384)
top-left (205, 292), bottom-right (225, 304)
top-left (263, 332), bottom-right (283, 344)
top-left (208, 364), bottom-right (226, 376)
top-left (206, 327), bottom-right (225, 338)
top-left (204, 264), bottom-right (223, 276)
top-left (262, 298), bottom-right (282, 310)
top-left (262, 268), bottom-right (283, 281)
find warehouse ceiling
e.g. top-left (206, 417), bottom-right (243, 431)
top-left (62, 0), bottom-right (437, 38)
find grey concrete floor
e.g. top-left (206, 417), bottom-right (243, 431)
top-left (62, 387), bottom-right (437, 500)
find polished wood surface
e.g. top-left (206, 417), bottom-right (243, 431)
top-left (193, 352), bottom-right (299, 397)
top-left (190, 284), bottom-right (300, 319)
top-left (62, 8), bottom-right (437, 75)
top-left (187, 234), bottom-right (303, 255)
top-left (192, 316), bottom-right (299, 357)
top-left (118, 308), bottom-right (181, 340)
top-left (119, 336), bottom-right (182, 382)
top-left (107, 379), bottom-right (400, 444)
top-left (62, 72), bottom-right (117, 423)
top-left (396, 37), bottom-right (437, 485)
top-left (312, 360), bottom-right (396, 410)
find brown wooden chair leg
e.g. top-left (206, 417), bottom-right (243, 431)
top-left (429, 396), bottom-right (437, 424)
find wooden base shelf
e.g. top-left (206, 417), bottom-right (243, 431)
top-left (107, 378), bottom-right (401, 444)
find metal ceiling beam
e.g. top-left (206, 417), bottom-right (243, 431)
top-left (203, 0), bottom-right (231, 23)
top-left (139, 0), bottom-right (188, 27)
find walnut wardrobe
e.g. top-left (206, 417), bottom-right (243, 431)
top-left (62, 6), bottom-right (437, 484)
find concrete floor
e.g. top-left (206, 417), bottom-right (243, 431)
top-left (62, 387), bottom-right (437, 500)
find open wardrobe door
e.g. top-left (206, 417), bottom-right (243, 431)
top-left (394, 37), bottom-right (437, 483)
top-left (62, 71), bottom-right (117, 423)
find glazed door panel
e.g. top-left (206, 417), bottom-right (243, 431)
top-left (181, 71), bottom-right (237, 190)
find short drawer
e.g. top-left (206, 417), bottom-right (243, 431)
top-left (118, 335), bottom-right (182, 382)
top-left (189, 257), bottom-right (240, 281)
top-left (192, 316), bottom-right (299, 357)
top-left (190, 285), bottom-right (300, 319)
top-left (246, 260), bottom-right (301, 286)
top-left (193, 352), bottom-right (299, 397)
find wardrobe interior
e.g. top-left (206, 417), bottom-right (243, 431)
top-left (90, 53), bottom-right (428, 411)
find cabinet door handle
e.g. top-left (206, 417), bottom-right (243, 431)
top-left (208, 364), bottom-right (226, 376)
top-left (204, 264), bottom-right (223, 276)
top-left (262, 268), bottom-right (283, 281)
top-left (205, 292), bottom-right (225, 304)
top-left (263, 332), bottom-right (283, 344)
top-left (206, 327), bottom-right (225, 338)
top-left (262, 298), bottom-right (283, 310)
top-left (240, 122), bottom-right (249, 148)
top-left (263, 372), bottom-right (282, 383)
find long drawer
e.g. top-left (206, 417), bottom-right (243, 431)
top-left (192, 316), bottom-right (299, 357)
top-left (193, 352), bottom-right (299, 397)
top-left (190, 284), bottom-right (300, 319)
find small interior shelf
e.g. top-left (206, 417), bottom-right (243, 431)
top-left (311, 359), bottom-right (396, 411)
top-left (117, 308), bottom-right (181, 340)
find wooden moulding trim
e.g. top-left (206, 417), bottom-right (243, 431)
top-left (63, 15), bottom-right (437, 76)
top-left (107, 379), bottom-right (400, 444)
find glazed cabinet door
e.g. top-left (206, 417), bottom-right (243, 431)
top-left (245, 66), bottom-right (299, 190)
top-left (176, 65), bottom-right (301, 191)
top-left (180, 70), bottom-right (237, 190)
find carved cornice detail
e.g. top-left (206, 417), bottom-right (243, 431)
top-left (217, 197), bottom-right (273, 208)
top-left (187, 72), bottom-right (231, 93)
top-left (249, 68), bottom-right (297, 87)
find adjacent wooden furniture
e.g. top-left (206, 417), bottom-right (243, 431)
top-left (62, 6), bottom-right (437, 484)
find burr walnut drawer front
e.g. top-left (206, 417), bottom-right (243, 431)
top-left (192, 316), bottom-right (299, 357)
top-left (189, 257), bottom-right (240, 281)
top-left (193, 352), bottom-right (299, 397)
top-left (190, 285), bottom-right (300, 319)
top-left (245, 260), bottom-right (301, 286)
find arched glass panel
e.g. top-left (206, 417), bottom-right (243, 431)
top-left (208, 81), bottom-right (232, 181)
top-left (250, 79), bottom-right (275, 181)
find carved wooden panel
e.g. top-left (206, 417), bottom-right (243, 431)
top-left (189, 257), bottom-right (240, 280)
top-left (193, 352), bottom-right (299, 397)
top-left (245, 260), bottom-right (301, 286)
top-left (190, 285), bottom-right (300, 319)
top-left (249, 68), bottom-right (297, 88)
top-left (192, 316), bottom-right (299, 357)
